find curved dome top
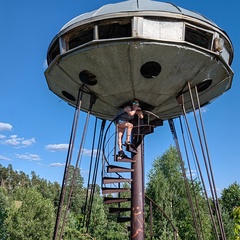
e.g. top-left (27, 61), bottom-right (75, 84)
top-left (61, 0), bottom-right (217, 31)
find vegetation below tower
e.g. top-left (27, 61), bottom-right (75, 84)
top-left (0, 146), bottom-right (239, 239)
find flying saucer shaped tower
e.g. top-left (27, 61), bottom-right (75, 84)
top-left (45, 0), bottom-right (234, 120)
top-left (46, 1), bottom-right (234, 239)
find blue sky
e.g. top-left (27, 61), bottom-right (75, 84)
top-left (0, 0), bottom-right (239, 194)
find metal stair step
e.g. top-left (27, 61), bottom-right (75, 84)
top-left (140, 125), bottom-right (154, 135)
top-left (104, 197), bottom-right (129, 205)
top-left (115, 156), bottom-right (136, 163)
top-left (102, 187), bottom-right (130, 194)
top-left (150, 118), bottom-right (163, 127)
top-left (109, 207), bottom-right (131, 213)
top-left (102, 177), bottom-right (132, 184)
top-left (126, 144), bottom-right (137, 153)
top-left (107, 165), bottom-right (134, 173)
top-left (103, 197), bottom-right (131, 204)
top-left (132, 125), bottom-right (155, 136)
top-left (117, 216), bottom-right (131, 223)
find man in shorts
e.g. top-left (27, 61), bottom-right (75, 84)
top-left (114, 99), bottom-right (143, 158)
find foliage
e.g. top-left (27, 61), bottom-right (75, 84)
top-left (221, 182), bottom-right (240, 215)
top-left (65, 165), bottom-right (85, 214)
top-left (0, 150), bottom-right (239, 239)
top-left (233, 207), bottom-right (240, 239)
top-left (5, 188), bottom-right (55, 239)
top-left (219, 182), bottom-right (240, 239)
top-left (221, 208), bottom-right (235, 240)
top-left (0, 188), bottom-right (8, 240)
top-left (145, 145), bottom-right (212, 239)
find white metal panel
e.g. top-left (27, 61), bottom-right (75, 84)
top-left (142, 19), bottom-right (183, 41)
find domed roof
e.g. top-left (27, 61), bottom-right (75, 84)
top-left (61, 0), bottom-right (217, 31)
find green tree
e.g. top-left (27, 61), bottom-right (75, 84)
top-left (0, 188), bottom-right (8, 240)
top-left (221, 182), bottom-right (240, 215)
top-left (18, 171), bottom-right (30, 188)
top-left (220, 182), bottom-right (240, 239)
top-left (65, 165), bottom-right (85, 214)
top-left (145, 145), bottom-right (212, 239)
top-left (88, 194), bottom-right (107, 238)
top-left (233, 207), bottom-right (240, 240)
top-left (5, 188), bottom-right (55, 240)
top-left (89, 194), bottom-right (128, 239)
top-left (220, 208), bottom-right (235, 240)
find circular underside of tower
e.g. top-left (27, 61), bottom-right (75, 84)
top-left (45, 0), bottom-right (234, 120)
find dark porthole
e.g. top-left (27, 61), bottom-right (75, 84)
top-left (196, 79), bottom-right (212, 92)
top-left (140, 61), bottom-right (161, 78)
top-left (79, 70), bottom-right (97, 86)
top-left (62, 91), bottom-right (76, 101)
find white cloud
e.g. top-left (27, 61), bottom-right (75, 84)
top-left (0, 122), bottom-right (13, 131)
top-left (45, 143), bottom-right (69, 152)
top-left (4, 135), bottom-right (22, 146)
top-left (1, 135), bottom-right (35, 148)
top-left (0, 155), bottom-right (11, 161)
top-left (82, 148), bottom-right (98, 157)
top-left (43, 59), bottom-right (48, 69)
top-left (188, 107), bottom-right (209, 118)
top-left (45, 144), bottom-right (98, 157)
top-left (201, 106), bottom-right (208, 113)
top-left (16, 153), bottom-right (41, 161)
top-left (21, 138), bottom-right (36, 147)
top-left (49, 162), bottom-right (65, 167)
top-left (186, 169), bottom-right (197, 178)
top-left (0, 134), bottom-right (6, 139)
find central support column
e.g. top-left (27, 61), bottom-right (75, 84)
top-left (131, 140), bottom-right (145, 240)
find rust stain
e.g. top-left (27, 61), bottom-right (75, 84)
top-left (132, 206), bottom-right (144, 238)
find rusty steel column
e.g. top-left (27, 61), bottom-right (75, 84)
top-left (131, 140), bottom-right (145, 240)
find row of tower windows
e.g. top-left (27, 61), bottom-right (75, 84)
top-left (47, 17), bottom-right (232, 65)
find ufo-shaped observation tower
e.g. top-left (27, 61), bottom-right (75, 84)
top-left (45, 1), bottom-right (234, 239)
top-left (45, 0), bottom-right (233, 121)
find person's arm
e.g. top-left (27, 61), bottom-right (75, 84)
top-left (136, 109), bottom-right (144, 119)
top-left (125, 106), bottom-right (143, 119)
top-left (124, 106), bottom-right (138, 117)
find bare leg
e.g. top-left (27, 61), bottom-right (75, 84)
top-left (117, 122), bottom-right (133, 152)
top-left (125, 122), bottom-right (133, 142)
top-left (118, 127), bottom-right (125, 151)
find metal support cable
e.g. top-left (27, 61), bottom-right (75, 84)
top-left (53, 87), bottom-right (83, 240)
top-left (169, 119), bottom-right (202, 240)
top-left (194, 86), bottom-right (226, 239)
top-left (181, 117), bottom-right (201, 184)
top-left (188, 83), bottom-right (217, 202)
top-left (180, 86), bottom-right (219, 239)
top-left (82, 117), bottom-right (98, 229)
top-left (59, 98), bottom-right (93, 239)
top-left (86, 119), bottom-right (106, 231)
top-left (178, 116), bottom-right (205, 239)
top-left (86, 119), bottom-right (106, 232)
top-left (188, 83), bottom-right (224, 239)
